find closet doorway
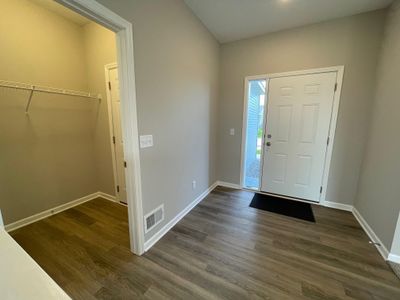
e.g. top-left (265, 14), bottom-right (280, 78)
top-left (0, 0), bottom-right (144, 256)
top-left (57, 0), bottom-right (145, 255)
top-left (241, 67), bottom-right (344, 204)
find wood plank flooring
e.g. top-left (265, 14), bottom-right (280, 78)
top-left (11, 186), bottom-right (400, 299)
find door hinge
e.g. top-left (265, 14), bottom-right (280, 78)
top-left (320, 186), bottom-right (323, 194)
top-left (334, 83), bottom-right (338, 92)
top-left (112, 136), bottom-right (116, 144)
top-left (117, 185), bottom-right (120, 193)
top-left (327, 137), bottom-right (330, 146)
top-left (124, 161), bottom-right (127, 168)
top-left (108, 81), bottom-right (111, 90)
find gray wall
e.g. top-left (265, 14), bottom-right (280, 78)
top-left (95, 0), bottom-right (220, 241)
top-left (354, 0), bottom-right (400, 251)
top-left (218, 10), bottom-right (386, 205)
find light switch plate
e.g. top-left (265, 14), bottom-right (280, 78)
top-left (230, 128), bottom-right (235, 136)
top-left (140, 135), bottom-right (153, 148)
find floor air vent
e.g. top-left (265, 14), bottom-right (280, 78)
top-left (144, 204), bottom-right (164, 233)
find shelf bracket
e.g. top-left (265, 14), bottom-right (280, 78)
top-left (25, 87), bottom-right (35, 114)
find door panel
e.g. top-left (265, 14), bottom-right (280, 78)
top-left (261, 72), bottom-right (337, 202)
top-left (299, 104), bottom-right (319, 143)
top-left (109, 67), bottom-right (127, 204)
top-left (271, 154), bottom-right (288, 184)
top-left (276, 105), bottom-right (292, 142)
top-left (295, 155), bottom-right (312, 186)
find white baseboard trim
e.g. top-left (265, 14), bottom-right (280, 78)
top-left (321, 201), bottom-right (353, 212)
top-left (216, 181), bottom-right (241, 189)
top-left (144, 181), bottom-right (218, 252)
top-left (5, 191), bottom-right (116, 232)
top-left (388, 253), bottom-right (400, 264)
top-left (352, 207), bottom-right (389, 261)
top-left (97, 192), bottom-right (117, 202)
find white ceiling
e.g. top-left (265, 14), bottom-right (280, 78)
top-left (184, 0), bottom-right (393, 43)
top-left (30, 0), bottom-right (90, 26)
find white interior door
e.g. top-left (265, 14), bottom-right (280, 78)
top-left (108, 66), bottom-right (127, 204)
top-left (261, 72), bottom-right (337, 202)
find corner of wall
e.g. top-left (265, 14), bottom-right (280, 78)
top-left (82, 21), bottom-right (117, 196)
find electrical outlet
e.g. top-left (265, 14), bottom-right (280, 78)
top-left (192, 180), bottom-right (196, 190)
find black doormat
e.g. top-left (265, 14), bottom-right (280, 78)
top-left (249, 193), bottom-right (315, 222)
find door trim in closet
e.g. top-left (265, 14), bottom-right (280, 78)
top-left (104, 62), bottom-right (126, 204)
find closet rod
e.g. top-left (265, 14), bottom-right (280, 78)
top-left (0, 80), bottom-right (101, 113)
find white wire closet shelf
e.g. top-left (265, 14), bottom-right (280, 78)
top-left (0, 79), bottom-right (101, 113)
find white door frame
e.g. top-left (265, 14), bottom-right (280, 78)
top-left (104, 62), bottom-right (122, 203)
top-left (56, 0), bottom-right (145, 255)
top-left (240, 66), bottom-right (345, 204)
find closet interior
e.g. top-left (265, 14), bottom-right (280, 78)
top-left (0, 0), bottom-right (127, 229)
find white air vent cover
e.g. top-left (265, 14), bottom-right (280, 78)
top-left (144, 204), bottom-right (164, 233)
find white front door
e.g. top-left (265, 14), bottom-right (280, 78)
top-left (108, 66), bottom-right (127, 204)
top-left (261, 72), bottom-right (337, 202)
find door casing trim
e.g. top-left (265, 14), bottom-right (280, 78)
top-left (104, 62), bottom-right (122, 203)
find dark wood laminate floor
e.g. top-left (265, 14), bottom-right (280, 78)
top-left (11, 187), bottom-right (400, 299)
